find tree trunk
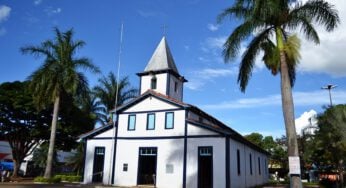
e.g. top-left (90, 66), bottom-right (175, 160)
top-left (44, 96), bottom-right (60, 179)
top-left (11, 159), bottom-right (21, 178)
top-left (276, 28), bottom-right (301, 187)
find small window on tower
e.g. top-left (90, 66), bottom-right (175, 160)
top-left (174, 81), bottom-right (178, 92)
top-left (151, 76), bottom-right (157, 90)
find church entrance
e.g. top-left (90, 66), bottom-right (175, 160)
top-left (92, 147), bottom-right (105, 183)
top-left (137, 147), bottom-right (157, 186)
top-left (198, 146), bottom-right (213, 188)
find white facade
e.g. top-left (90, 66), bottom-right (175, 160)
top-left (82, 37), bottom-right (269, 187)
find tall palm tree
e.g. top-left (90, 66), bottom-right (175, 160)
top-left (93, 72), bottom-right (138, 113)
top-left (21, 28), bottom-right (99, 178)
top-left (218, 0), bottom-right (339, 186)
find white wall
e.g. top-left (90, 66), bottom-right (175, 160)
top-left (118, 109), bottom-right (185, 137)
top-left (124, 96), bottom-right (178, 113)
top-left (229, 139), bottom-right (269, 188)
top-left (167, 75), bottom-right (183, 101)
top-left (114, 139), bottom-right (184, 188)
top-left (140, 73), bottom-right (168, 95)
top-left (187, 123), bottom-right (219, 136)
top-left (186, 137), bottom-right (226, 188)
top-left (84, 139), bottom-right (114, 185)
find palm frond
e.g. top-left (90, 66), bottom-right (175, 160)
top-left (238, 27), bottom-right (273, 92)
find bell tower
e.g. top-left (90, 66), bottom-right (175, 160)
top-left (137, 37), bottom-right (187, 101)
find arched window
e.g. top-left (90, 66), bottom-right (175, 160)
top-left (151, 76), bottom-right (157, 89)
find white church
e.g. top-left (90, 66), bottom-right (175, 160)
top-left (81, 37), bottom-right (269, 188)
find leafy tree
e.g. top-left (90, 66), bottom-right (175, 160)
top-left (93, 72), bottom-right (138, 113)
top-left (32, 142), bottom-right (58, 176)
top-left (314, 104), bottom-right (346, 186)
top-left (0, 81), bottom-right (50, 177)
top-left (66, 142), bottom-right (84, 175)
top-left (218, 0), bottom-right (339, 186)
top-left (245, 133), bottom-right (287, 168)
top-left (21, 28), bottom-right (100, 178)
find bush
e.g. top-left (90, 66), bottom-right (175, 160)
top-left (34, 176), bottom-right (61, 183)
top-left (54, 175), bottom-right (82, 182)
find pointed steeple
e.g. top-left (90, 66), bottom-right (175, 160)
top-left (144, 37), bottom-right (179, 74)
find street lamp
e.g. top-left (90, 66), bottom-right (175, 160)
top-left (321, 84), bottom-right (337, 107)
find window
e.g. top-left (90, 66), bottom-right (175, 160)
top-left (139, 147), bottom-right (157, 156)
top-left (174, 81), bottom-right (178, 92)
top-left (128, 115), bottom-right (136, 130)
top-left (199, 147), bottom-right (212, 156)
top-left (250, 154), bottom-right (253, 175)
top-left (147, 113), bottom-right (155, 130)
top-left (151, 76), bottom-right (157, 89)
top-left (123, 163), bottom-right (128, 172)
top-left (258, 157), bottom-right (261, 175)
top-left (237, 149), bottom-right (241, 175)
top-left (165, 112), bottom-right (174, 129)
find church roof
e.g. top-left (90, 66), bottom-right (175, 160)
top-left (144, 37), bottom-right (179, 74)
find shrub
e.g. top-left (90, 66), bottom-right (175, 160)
top-left (54, 175), bottom-right (82, 182)
top-left (34, 176), bottom-right (61, 183)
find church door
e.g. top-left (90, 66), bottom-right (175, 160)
top-left (137, 147), bottom-right (157, 185)
top-left (92, 147), bottom-right (105, 183)
top-left (198, 146), bottom-right (213, 188)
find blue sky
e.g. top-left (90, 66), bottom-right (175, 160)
top-left (1, 0), bottom-right (345, 138)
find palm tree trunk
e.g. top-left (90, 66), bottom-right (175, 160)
top-left (276, 28), bottom-right (301, 187)
top-left (44, 96), bottom-right (60, 179)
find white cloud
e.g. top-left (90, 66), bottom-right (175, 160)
top-left (295, 110), bottom-right (318, 135)
top-left (201, 90), bottom-right (346, 110)
top-left (298, 0), bottom-right (346, 77)
top-left (207, 23), bottom-right (219, 31)
top-left (0, 5), bottom-right (11, 23)
top-left (185, 68), bottom-right (236, 90)
top-left (34, 0), bottom-right (42, 5)
top-left (44, 7), bottom-right (62, 15)
top-left (204, 36), bottom-right (226, 50)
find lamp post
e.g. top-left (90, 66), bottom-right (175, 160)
top-left (321, 84), bottom-right (337, 107)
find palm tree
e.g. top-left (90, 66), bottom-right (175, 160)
top-left (21, 28), bottom-right (100, 178)
top-left (80, 92), bottom-right (107, 127)
top-left (93, 72), bottom-right (138, 113)
top-left (218, 0), bottom-right (339, 186)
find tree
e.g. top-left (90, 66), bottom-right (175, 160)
top-left (21, 28), bottom-right (100, 178)
top-left (0, 81), bottom-right (50, 177)
top-left (315, 104), bottom-right (346, 186)
top-left (66, 142), bottom-right (84, 175)
top-left (218, 0), bottom-right (339, 186)
top-left (32, 142), bottom-right (58, 176)
top-left (80, 92), bottom-right (107, 127)
top-left (245, 133), bottom-right (287, 168)
top-left (93, 72), bottom-right (138, 113)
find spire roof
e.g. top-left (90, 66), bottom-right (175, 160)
top-left (144, 37), bottom-right (179, 74)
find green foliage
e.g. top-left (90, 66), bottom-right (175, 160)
top-left (0, 81), bottom-right (50, 177)
top-left (32, 143), bottom-right (58, 170)
top-left (21, 27), bottom-right (100, 178)
top-left (218, 0), bottom-right (339, 91)
top-left (314, 105), bottom-right (346, 173)
top-left (94, 72), bottom-right (138, 112)
top-left (65, 142), bottom-right (85, 175)
top-left (34, 176), bottom-right (61, 183)
top-left (245, 133), bottom-right (288, 168)
top-left (54, 175), bottom-right (82, 182)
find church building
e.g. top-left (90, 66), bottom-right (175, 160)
top-left (81, 37), bottom-right (269, 188)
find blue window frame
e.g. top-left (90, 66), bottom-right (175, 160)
top-left (147, 113), bottom-right (155, 130)
top-left (128, 115), bottom-right (136, 130)
top-left (165, 112), bottom-right (174, 129)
